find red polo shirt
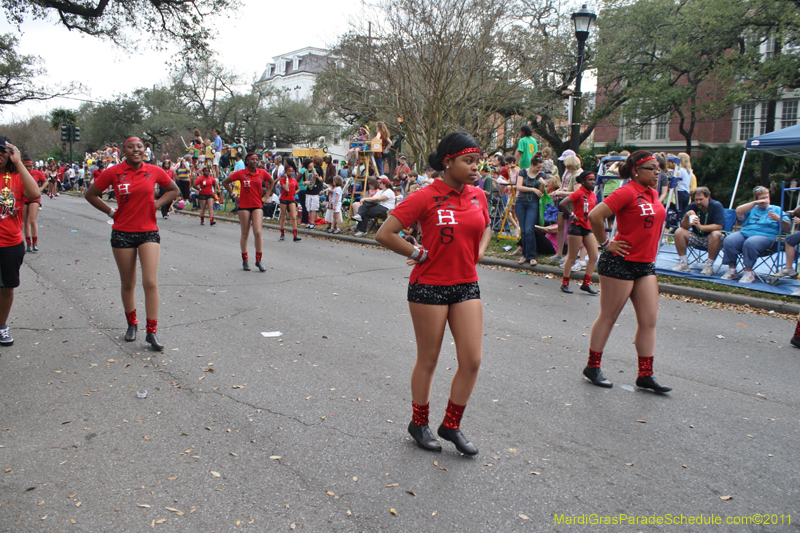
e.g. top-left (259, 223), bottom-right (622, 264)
top-left (93, 162), bottom-right (172, 233)
top-left (391, 179), bottom-right (490, 286)
top-left (0, 172), bottom-right (26, 247)
top-left (601, 180), bottom-right (666, 263)
top-left (569, 186), bottom-right (596, 230)
top-left (194, 176), bottom-right (216, 196)
top-left (229, 168), bottom-right (271, 208)
top-left (279, 177), bottom-right (298, 201)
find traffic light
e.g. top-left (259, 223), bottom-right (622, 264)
top-left (61, 125), bottom-right (69, 142)
top-left (157, 142), bottom-right (162, 151)
top-left (72, 126), bottom-right (80, 142)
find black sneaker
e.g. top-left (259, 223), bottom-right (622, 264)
top-left (279, 234), bottom-right (285, 241)
top-left (200, 220), bottom-right (205, 225)
top-left (293, 236), bottom-right (302, 242)
top-left (242, 260), bottom-right (251, 271)
top-left (210, 219), bottom-right (216, 226)
top-left (32, 244), bottom-right (38, 252)
top-left (25, 244), bottom-right (31, 253)
top-left (0, 326), bottom-right (13, 346)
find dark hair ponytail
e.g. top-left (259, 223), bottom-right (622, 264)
top-left (619, 150), bottom-right (654, 180)
top-left (428, 132), bottom-right (479, 172)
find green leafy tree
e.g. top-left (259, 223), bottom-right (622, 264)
top-left (595, 0), bottom-right (800, 155)
top-left (76, 96), bottom-right (143, 150)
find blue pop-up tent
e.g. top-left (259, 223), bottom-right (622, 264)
top-left (730, 123), bottom-right (800, 208)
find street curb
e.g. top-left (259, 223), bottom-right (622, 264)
top-left (175, 209), bottom-right (799, 315)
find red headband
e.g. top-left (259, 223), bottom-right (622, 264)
top-left (445, 147), bottom-right (481, 160)
top-left (22, 159), bottom-right (33, 164)
top-left (124, 137), bottom-right (142, 147)
top-left (245, 154), bottom-right (259, 161)
top-left (635, 155), bottom-right (657, 167)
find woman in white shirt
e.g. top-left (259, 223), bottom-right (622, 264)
top-left (353, 177), bottom-right (395, 237)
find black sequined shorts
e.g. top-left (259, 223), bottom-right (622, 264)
top-left (568, 222), bottom-right (592, 237)
top-left (407, 280), bottom-right (480, 306)
top-left (597, 251), bottom-right (655, 281)
top-left (110, 229), bottom-right (161, 249)
top-left (197, 194), bottom-right (214, 201)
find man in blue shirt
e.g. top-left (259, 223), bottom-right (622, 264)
top-left (212, 129), bottom-right (223, 178)
top-left (672, 187), bottom-right (726, 275)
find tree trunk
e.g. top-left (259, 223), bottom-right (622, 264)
top-left (760, 100), bottom-right (776, 187)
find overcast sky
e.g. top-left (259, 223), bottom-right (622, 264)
top-left (0, 1), bottom-right (597, 122)
top-left (0, 0), bottom-right (356, 120)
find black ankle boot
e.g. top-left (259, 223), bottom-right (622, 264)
top-left (145, 332), bottom-right (164, 351)
top-left (408, 422), bottom-right (441, 452)
top-left (124, 324), bottom-right (137, 342)
top-left (255, 261), bottom-right (266, 272)
top-left (560, 284), bottom-right (573, 294)
top-left (242, 260), bottom-right (250, 271)
top-left (636, 375), bottom-right (672, 393)
top-left (580, 284), bottom-right (598, 295)
top-left (583, 366), bottom-right (612, 388)
top-left (437, 424), bottom-right (478, 455)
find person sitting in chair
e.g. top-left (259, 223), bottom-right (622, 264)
top-left (720, 186), bottom-right (791, 284)
top-left (671, 187), bottom-right (726, 276)
top-left (353, 177), bottom-right (395, 237)
top-left (773, 205), bottom-right (800, 280)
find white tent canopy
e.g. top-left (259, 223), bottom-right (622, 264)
top-left (731, 124), bottom-right (800, 208)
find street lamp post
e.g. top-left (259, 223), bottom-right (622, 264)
top-left (569, 4), bottom-right (597, 154)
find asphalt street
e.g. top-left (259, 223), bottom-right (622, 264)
top-left (1, 195), bottom-right (798, 532)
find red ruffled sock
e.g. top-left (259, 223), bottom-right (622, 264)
top-left (200, 216), bottom-right (204, 223)
top-left (638, 356), bottom-right (654, 377)
top-left (25, 237), bottom-right (31, 245)
top-left (125, 309), bottom-right (137, 326)
top-left (562, 276), bottom-right (570, 286)
top-left (293, 229), bottom-right (297, 237)
top-left (146, 318), bottom-right (157, 334)
top-left (587, 349), bottom-right (602, 368)
top-left (280, 229), bottom-right (285, 236)
top-left (256, 252), bottom-right (262, 262)
top-left (242, 252), bottom-right (248, 261)
top-left (411, 402), bottom-right (429, 426)
top-left (32, 236), bottom-right (37, 245)
top-left (442, 399), bottom-right (466, 429)
top-left (582, 274), bottom-right (592, 286)
top-left (794, 321), bottom-right (800, 339)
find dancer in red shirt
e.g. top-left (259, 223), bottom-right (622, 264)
top-left (0, 137), bottom-right (42, 349)
top-left (193, 167), bottom-right (218, 227)
top-left (559, 171), bottom-right (598, 294)
top-left (584, 151), bottom-right (671, 393)
top-left (86, 137), bottom-right (180, 351)
top-left (376, 132), bottom-right (491, 456)
top-left (278, 166), bottom-right (301, 242)
top-left (223, 154), bottom-right (274, 271)
top-left (22, 156), bottom-right (46, 252)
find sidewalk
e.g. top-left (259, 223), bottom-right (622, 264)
top-left (177, 209), bottom-right (800, 315)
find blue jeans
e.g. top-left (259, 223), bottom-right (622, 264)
top-left (515, 199), bottom-right (539, 261)
top-left (721, 232), bottom-right (776, 268)
top-left (375, 157), bottom-right (384, 176)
